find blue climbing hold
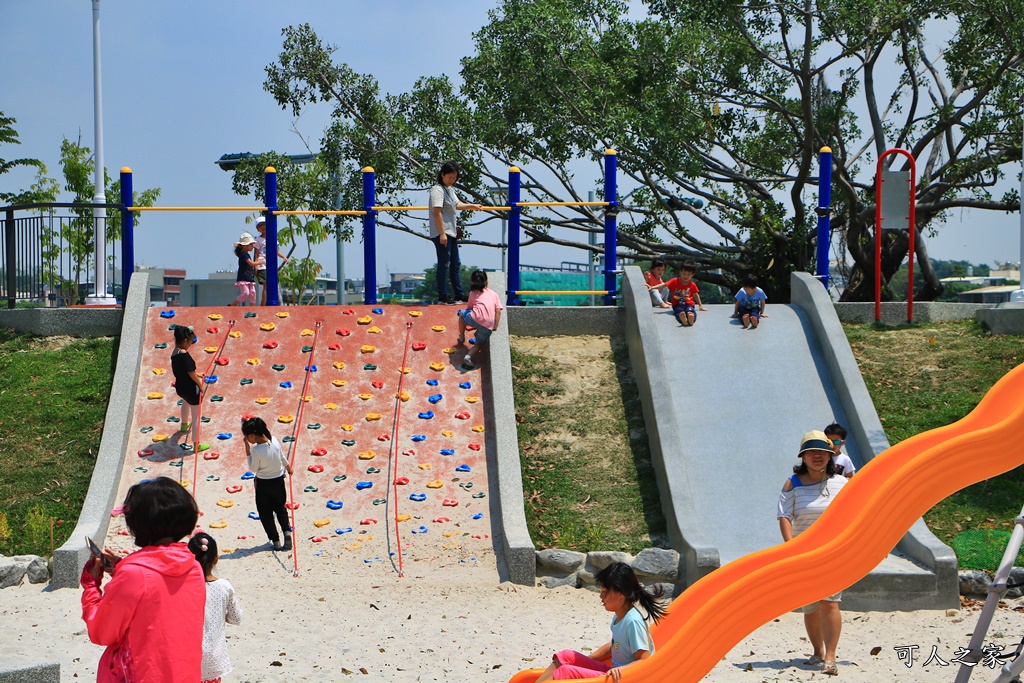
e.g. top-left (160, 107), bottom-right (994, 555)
top-left (411, 434), bottom-right (427, 442)
top-left (326, 500), bottom-right (344, 510)
top-left (440, 449), bottom-right (455, 456)
top-left (160, 310), bottom-right (175, 318)
top-left (280, 381), bottom-right (292, 389)
top-left (205, 375), bottom-right (218, 384)
top-left (410, 493), bottom-right (427, 502)
top-left (456, 464), bottom-right (471, 472)
top-left (426, 379), bottom-right (439, 387)
top-left (472, 513), bottom-right (484, 520)
top-left (371, 307), bottom-right (384, 314)
top-left (305, 365), bottom-right (318, 372)
top-left (248, 511), bottom-right (260, 520)
top-left (418, 411), bottom-right (434, 419)
top-left (217, 432), bottom-right (232, 440)
top-left (459, 381), bottom-right (472, 389)
top-left (241, 471), bottom-right (255, 480)
top-left (411, 526), bottom-right (428, 534)
top-left (469, 338), bottom-right (476, 345)
top-left (428, 394), bottom-right (443, 404)
top-left (356, 481), bottom-right (373, 490)
top-left (335, 527), bottom-right (353, 535)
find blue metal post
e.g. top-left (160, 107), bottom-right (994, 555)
top-left (507, 166), bottom-right (522, 306)
top-left (362, 167), bottom-right (377, 305)
top-left (603, 149), bottom-right (618, 306)
top-left (264, 167), bottom-right (280, 306)
top-left (119, 167), bottom-right (134, 304)
top-left (815, 146), bottom-right (833, 289)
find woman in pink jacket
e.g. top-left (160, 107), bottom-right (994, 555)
top-left (81, 477), bottom-right (206, 682)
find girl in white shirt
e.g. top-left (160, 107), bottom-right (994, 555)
top-left (188, 533), bottom-right (242, 683)
top-left (241, 417), bottom-right (294, 551)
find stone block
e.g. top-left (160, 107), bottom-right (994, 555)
top-left (631, 548), bottom-right (680, 583)
top-left (538, 573), bottom-right (580, 589)
top-left (587, 551), bottom-right (633, 572)
top-left (11, 555), bottom-right (50, 584)
top-left (0, 559), bottom-right (27, 589)
top-left (959, 569), bottom-right (990, 597)
top-left (536, 549), bottom-right (586, 575)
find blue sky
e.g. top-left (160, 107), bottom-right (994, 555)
top-left (2, 1), bottom-right (1021, 287)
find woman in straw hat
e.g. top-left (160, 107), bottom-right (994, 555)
top-left (777, 430), bottom-right (848, 676)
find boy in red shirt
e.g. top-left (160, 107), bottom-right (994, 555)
top-left (648, 260), bottom-right (707, 326)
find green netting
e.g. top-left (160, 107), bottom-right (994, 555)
top-left (951, 528), bottom-right (1024, 571)
top-left (517, 272), bottom-right (622, 307)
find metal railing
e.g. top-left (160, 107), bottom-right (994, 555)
top-left (1, 203), bottom-right (122, 308)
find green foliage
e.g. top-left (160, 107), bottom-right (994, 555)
top-left (412, 263), bottom-right (478, 302)
top-left (0, 111), bottom-right (48, 205)
top-left (24, 505), bottom-right (50, 554)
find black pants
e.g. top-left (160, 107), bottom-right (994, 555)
top-left (431, 235), bottom-right (464, 300)
top-left (254, 475), bottom-right (290, 543)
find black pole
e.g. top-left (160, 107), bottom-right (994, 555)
top-left (5, 209), bottom-right (14, 309)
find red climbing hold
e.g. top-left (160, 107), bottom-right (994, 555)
top-left (342, 308), bottom-right (356, 315)
top-left (336, 328), bottom-right (351, 336)
top-left (311, 447), bottom-right (328, 456)
top-left (402, 448), bottom-right (416, 456)
top-left (411, 341), bottom-right (427, 351)
top-left (442, 499), bottom-right (459, 507)
top-left (377, 433), bottom-right (391, 442)
top-left (203, 451), bottom-right (220, 460)
top-left (395, 477), bottom-right (409, 485)
top-left (454, 411), bottom-right (471, 420)
top-left (312, 536), bottom-right (329, 543)
top-left (371, 381), bottom-right (384, 389)
top-left (263, 340), bottom-right (279, 349)
top-left (307, 464), bottom-right (325, 473)
top-left (137, 448), bottom-right (154, 457)
top-left (285, 502), bottom-right (300, 510)
top-left (226, 485), bottom-right (243, 494)
top-left (207, 327), bottom-right (218, 334)
top-left (468, 443), bottom-right (481, 451)
top-left (360, 518), bottom-right (378, 525)
top-left (328, 343), bottom-right (341, 350)
top-left (432, 516), bottom-right (450, 523)
top-left (215, 357), bottom-right (229, 366)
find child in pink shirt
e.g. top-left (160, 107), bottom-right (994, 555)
top-left (457, 270), bottom-right (503, 369)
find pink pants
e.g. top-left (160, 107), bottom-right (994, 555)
top-left (234, 280), bottom-right (256, 304)
top-left (551, 649), bottom-right (610, 680)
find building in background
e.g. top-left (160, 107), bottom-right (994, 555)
top-left (135, 266), bottom-right (186, 305)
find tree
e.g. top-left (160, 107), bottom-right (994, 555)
top-left (0, 111), bottom-right (55, 206)
top-left (264, 4), bottom-right (1024, 300)
top-left (412, 263), bottom-right (478, 302)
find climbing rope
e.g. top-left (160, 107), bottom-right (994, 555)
top-left (385, 321), bottom-right (414, 577)
top-left (182, 320), bottom-right (236, 498)
top-left (283, 320), bottom-right (322, 578)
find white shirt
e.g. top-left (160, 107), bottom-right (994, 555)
top-left (833, 451), bottom-right (856, 477)
top-left (201, 578), bottom-right (243, 680)
top-left (428, 184), bottom-right (460, 238)
top-left (247, 436), bottom-right (288, 479)
top-left (255, 234), bottom-right (267, 271)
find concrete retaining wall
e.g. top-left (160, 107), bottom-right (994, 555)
top-left (834, 301), bottom-right (995, 324)
top-left (0, 662), bottom-right (60, 683)
top-left (0, 307), bottom-right (124, 337)
top-left (506, 306), bottom-right (623, 336)
top-left (50, 272), bottom-right (151, 588)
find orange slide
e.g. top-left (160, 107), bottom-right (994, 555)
top-left (509, 362), bottom-right (1024, 683)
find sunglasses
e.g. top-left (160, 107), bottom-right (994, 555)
top-left (831, 439), bottom-right (844, 445)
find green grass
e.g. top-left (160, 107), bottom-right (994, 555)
top-left (844, 321), bottom-right (1024, 550)
top-left (0, 328), bottom-right (116, 557)
top-left (510, 338), bottom-right (666, 554)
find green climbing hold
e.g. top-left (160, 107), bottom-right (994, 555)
top-left (372, 498), bottom-right (387, 505)
top-left (272, 364), bottom-right (286, 371)
top-left (206, 474), bottom-right (221, 481)
top-left (210, 395), bottom-right (224, 402)
top-left (307, 423), bottom-right (321, 430)
top-left (180, 443), bottom-right (194, 452)
top-left (169, 460), bottom-right (184, 467)
top-left (472, 492), bottom-right (486, 498)
top-left (363, 364), bottom-right (378, 371)
top-left (366, 467), bottom-right (381, 474)
top-left (154, 342), bottom-right (168, 349)
top-left (240, 378), bottom-right (253, 385)
top-left (282, 436), bottom-right (295, 443)
top-left (333, 475), bottom-right (347, 482)
top-left (201, 416), bottom-right (211, 423)
top-left (341, 439), bottom-right (356, 447)
top-left (304, 485), bottom-right (319, 493)
top-left (302, 345), bottom-right (313, 353)
top-left (244, 311), bottom-right (257, 318)
top-left (134, 466), bottom-right (148, 473)
top-left (167, 416), bottom-right (180, 423)
top-left (459, 482), bottom-right (473, 489)
top-left (140, 426), bottom-right (154, 433)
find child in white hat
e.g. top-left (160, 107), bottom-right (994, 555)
top-left (228, 232), bottom-right (261, 306)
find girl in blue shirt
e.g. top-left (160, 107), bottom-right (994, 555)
top-left (537, 562), bottom-right (666, 681)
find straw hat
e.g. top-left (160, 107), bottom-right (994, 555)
top-left (798, 430), bottom-right (833, 456)
top-left (235, 232), bottom-right (256, 246)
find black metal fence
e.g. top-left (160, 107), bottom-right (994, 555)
top-left (1, 203), bottom-right (123, 308)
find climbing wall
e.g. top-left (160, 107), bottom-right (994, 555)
top-left (104, 305), bottom-right (494, 576)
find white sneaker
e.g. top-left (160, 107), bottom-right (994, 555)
top-left (463, 355), bottom-right (474, 367)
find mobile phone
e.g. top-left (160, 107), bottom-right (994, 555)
top-left (85, 536), bottom-right (112, 569)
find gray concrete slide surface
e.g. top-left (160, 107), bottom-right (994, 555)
top-left (624, 267), bottom-right (957, 610)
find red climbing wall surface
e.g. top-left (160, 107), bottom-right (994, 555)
top-left (106, 305), bottom-right (495, 577)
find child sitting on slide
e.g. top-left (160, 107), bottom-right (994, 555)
top-left (644, 259), bottom-right (671, 308)
top-left (733, 275), bottom-right (768, 329)
top-left (648, 260), bottom-right (707, 327)
top-left (535, 562), bottom-right (666, 681)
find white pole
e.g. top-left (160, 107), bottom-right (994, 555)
top-left (1016, 118), bottom-right (1024, 301)
top-left (87, 0), bottom-right (111, 303)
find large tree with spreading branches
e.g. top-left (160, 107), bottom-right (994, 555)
top-left (261, 0), bottom-right (1024, 300)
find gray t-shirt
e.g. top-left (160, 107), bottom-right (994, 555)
top-left (428, 184), bottom-right (460, 239)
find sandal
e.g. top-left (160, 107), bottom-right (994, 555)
top-left (822, 660), bottom-right (838, 676)
top-left (805, 655), bottom-right (824, 666)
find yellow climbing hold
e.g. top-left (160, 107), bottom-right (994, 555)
top-left (358, 451), bottom-right (375, 460)
top-left (341, 424), bottom-right (354, 432)
top-left (426, 480), bottom-right (443, 489)
top-left (357, 315), bottom-right (372, 325)
top-left (255, 397), bottom-right (270, 405)
top-left (443, 347), bottom-right (457, 354)
top-left (208, 313), bottom-right (223, 321)
top-left (465, 396), bottom-right (480, 403)
top-left (204, 346), bottom-right (219, 353)
top-left (247, 357), bottom-right (260, 365)
top-left (147, 392), bottom-right (164, 400)
top-left (152, 368), bottom-right (165, 375)
top-left (418, 463), bottom-right (432, 470)
top-left (301, 328), bottom-right (314, 336)
top-left (441, 430), bottom-right (454, 437)
top-left (259, 323), bottom-right (276, 331)
top-left (360, 345), bottom-right (376, 353)
top-left (431, 325), bottom-right (445, 332)
top-left (229, 331), bottom-right (242, 338)
top-left (429, 362), bottom-right (445, 371)
top-left (216, 499), bottom-right (234, 508)
top-left (332, 379), bottom-right (347, 387)
top-left (302, 395), bottom-right (312, 403)
top-left (221, 547), bottom-right (236, 553)
top-left (471, 424), bottom-right (485, 433)
top-left (209, 519), bottom-right (227, 529)
top-left (396, 391), bottom-right (410, 402)
top-left (313, 518), bottom-right (331, 528)
top-left (324, 402), bottom-right (338, 410)
top-left (275, 311), bottom-right (289, 318)
top-left (398, 366), bottom-right (412, 374)
top-left (333, 361), bottom-right (346, 370)
top-left (397, 514), bottom-right (411, 522)
top-left (409, 310), bottom-right (422, 317)
top-left (278, 414), bottom-right (295, 424)
top-left (367, 326), bottom-right (382, 334)
top-left (366, 413), bottom-right (382, 421)
top-left (358, 393), bottom-right (373, 400)
top-left (152, 434), bottom-right (169, 442)
top-left (444, 531), bottom-right (455, 538)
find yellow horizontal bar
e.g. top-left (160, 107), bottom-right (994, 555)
top-left (513, 290), bottom-right (612, 295)
top-left (515, 201), bottom-right (610, 207)
top-left (371, 205), bottom-right (512, 212)
top-left (275, 210), bottom-right (367, 216)
top-left (128, 206), bottom-right (265, 212)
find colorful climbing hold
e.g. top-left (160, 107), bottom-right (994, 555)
top-left (465, 396), bottom-right (480, 404)
top-left (360, 345), bottom-right (376, 353)
top-left (226, 485), bottom-right (242, 494)
top-left (336, 527), bottom-right (353, 534)
top-left (371, 380), bottom-right (384, 389)
top-left (428, 394), bottom-right (443, 403)
top-left (472, 492), bottom-right (486, 499)
top-left (418, 411), bottom-right (434, 419)
top-left (282, 436), bottom-right (295, 443)
top-left (373, 498), bottom-right (387, 506)
top-left (360, 518), bottom-right (378, 525)
top-left (260, 323), bottom-right (276, 331)
top-left (459, 482), bottom-right (473, 490)
top-left (426, 379), bottom-right (439, 387)
top-left (396, 390), bottom-right (410, 402)
top-left (443, 347), bottom-right (457, 354)
top-left (440, 448), bottom-right (455, 456)
top-left (433, 517), bottom-right (450, 523)
top-left (336, 328), bottom-right (351, 336)
top-left (472, 513), bottom-right (484, 520)
top-left (409, 310), bottom-right (422, 317)
top-left (247, 357), bottom-right (260, 365)
top-left (307, 464), bottom-right (325, 473)
top-left (137, 448), bottom-right (154, 457)
top-left (341, 424), bottom-right (354, 431)
top-left (455, 411), bottom-right (471, 420)
top-left (472, 425), bottom-right (485, 433)
top-left (285, 501), bottom-right (300, 510)
top-left (239, 378), bottom-right (253, 385)
top-left (311, 447), bottom-right (328, 456)
top-left (341, 439), bottom-right (356, 447)
top-left (216, 432), bottom-right (232, 440)
top-left (411, 526), bottom-right (428, 534)
top-left (247, 510), bottom-right (260, 518)
top-left (418, 463), bottom-right (432, 471)
top-left (263, 340), bottom-right (279, 349)
top-left (333, 475), bottom-right (348, 482)
top-left (304, 486), bottom-right (319, 494)
top-left (411, 434), bottom-right (427, 442)
top-left (398, 366), bottom-right (412, 374)
top-left (209, 392), bottom-right (223, 399)
top-left (426, 480), bottom-right (443, 489)
top-left (302, 346), bottom-right (313, 354)
top-left (358, 451), bottom-right (375, 460)
top-left (356, 481), bottom-right (373, 490)
top-left (154, 342), bottom-right (168, 349)
top-left (429, 362), bottom-right (445, 371)
top-left (455, 464), bottom-right (471, 472)
top-left (278, 415), bottom-right (295, 423)
top-left (395, 477), bottom-right (409, 485)
top-left (160, 310), bottom-right (176, 318)
top-left (459, 381), bottom-right (472, 389)
top-left (431, 325), bottom-right (445, 332)
top-left (324, 402), bottom-right (338, 410)
top-left (332, 379), bottom-right (347, 387)
top-left (326, 500), bottom-right (343, 510)
top-left (229, 331), bottom-right (242, 338)
top-left (304, 364), bottom-right (317, 371)
top-left (367, 326), bottom-right (382, 334)
top-left (410, 493), bottom-right (427, 502)
top-left (272, 363), bottom-right (286, 371)
top-left (376, 433), bottom-right (390, 442)
top-left (412, 342), bottom-right (427, 351)
top-left (300, 328), bottom-right (314, 337)
top-left (216, 499), bottom-right (234, 508)
top-left (204, 346), bottom-right (219, 353)
top-left (152, 434), bottom-right (169, 442)
top-left (275, 311), bottom-right (289, 318)
top-left (328, 343), bottom-right (340, 351)
top-left (140, 426), bottom-right (154, 433)
top-left (358, 393), bottom-right (373, 400)
top-left (153, 368), bottom-right (166, 375)
top-left (208, 313), bottom-right (223, 321)
top-left (210, 520), bottom-right (228, 529)
top-left (244, 311), bottom-right (257, 318)
top-left (255, 397), bottom-right (270, 405)
top-left (307, 423), bottom-right (322, 430)
top-left (442, 499), bottom-right (459, 507)
top-left (363, 364), bottom-right (378, 371)
top-left (203, 451), bottom-right (220, 460)
top-left (441, 430), bottom-right (455, 437)
top-left (365, 413), bottom-right (382, 421)
top-left (365, 467), bottom-right (380, 474)
top-left (357, 316), bottom-right (372, 325)
top-left (147, 392), bottom-right (164, 400)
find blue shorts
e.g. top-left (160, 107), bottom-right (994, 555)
top-left (740, 307), bottom-right (760, 320)
top-left (459, 309), bottom-right (492, 344)
top-left (673, 304), bottom-right (696, 323)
